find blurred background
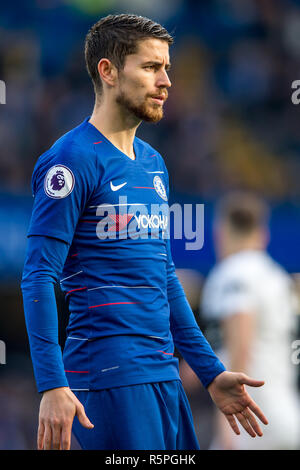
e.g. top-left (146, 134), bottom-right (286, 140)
top-left (1, 0), bottom-right (300, 449)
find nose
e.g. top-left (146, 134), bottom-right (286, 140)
top-left (157, 69), bottom-right (172, 89)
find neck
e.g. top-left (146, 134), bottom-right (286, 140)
top-left (219, 239), bottom-right (265, 261)
top-left (89, 94), bottom-right (141, 160)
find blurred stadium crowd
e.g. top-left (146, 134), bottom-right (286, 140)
top-left (1, 0), bottom-right (300, 199)
top-left (1, 0), bottom-right (300, 449)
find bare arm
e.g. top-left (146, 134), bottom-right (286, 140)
top-left (215, 312), bottom-right (256, 448)
top-left (222, 312), bottom-right (256, 372)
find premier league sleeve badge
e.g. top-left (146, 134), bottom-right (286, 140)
top-left (44, 164), bottom-right (75, 199)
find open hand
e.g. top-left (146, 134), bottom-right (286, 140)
top-left (207, 371), bottom-right (268, 438)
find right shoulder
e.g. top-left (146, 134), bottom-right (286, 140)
top-left (32, 126), bottom-right (99, 195)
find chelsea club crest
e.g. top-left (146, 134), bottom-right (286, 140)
top-left (153, 175), bottom-right (168, 201)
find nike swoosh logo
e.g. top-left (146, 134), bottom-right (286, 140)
top-left (110, 181), bottom-right (127, 191)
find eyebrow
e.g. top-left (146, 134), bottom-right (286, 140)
top-left (142, 61), bottom-right (171, 70)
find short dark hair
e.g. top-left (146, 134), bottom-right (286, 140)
top-left (215, 192), bottom-right (269, 236)
top-left (85, 14), bottom-right (174, 94)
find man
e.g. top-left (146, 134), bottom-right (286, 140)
top-left (21, 14), bottom-right (268, 450)
top-left (201, 192), bottom-right (300, 449)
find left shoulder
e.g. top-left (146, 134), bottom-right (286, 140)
top-left (135, 137), bottom-right (168, 172)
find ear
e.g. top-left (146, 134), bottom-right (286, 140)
top-left (97, 58), bottom-right (118, 88)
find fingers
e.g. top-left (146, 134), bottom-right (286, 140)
top-left (248, 399), bottom-right (269, 425)
top-left (43, 424), bottom-right (52, 450)
top-left (242, 409), bottom-right (263, 437)
top-left (226, 407), bottom-right (265, 439)
top-left (38, 419), bottom-right (73, 450)
top-left (39, 423), bottom-right (72, 450)
top-left (236, 373), bottom-right (268, 426)
top-left (37, 421), bottom-right (44, 450)
top-left (238, 373), bottom-right (265, 388)
top-left (235, 411), bottom-right (257, 438)
top-left (51, 422), bottom-right (62, 450)
top-left (61, 422), bottom-right (72, 450)
top-left (76, 402), bottom-right (94, 429)
top-left (225, 414), bottom-right (240, 436)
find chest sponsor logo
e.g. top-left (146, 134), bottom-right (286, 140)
top-left (44, 165), bottom-right (75, 199)
top-left (108, 214), bottom-right (134, 232)
top-left (135, 214), bottom-right (168, 229)
top-left (93, 196), bottom-right (204, 251)
top-left (107, 213), bottom-right (168, 231)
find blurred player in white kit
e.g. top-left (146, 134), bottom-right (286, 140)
top-left (201, 192), bottom-right (300, 450)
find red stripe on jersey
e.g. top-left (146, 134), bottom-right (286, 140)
top-left (88, 302), bottom-right (140, 309)
top-left (133, 186), bottom-right (155, 189)
top-left (66, 287), bottom-right (87, 295)
top-left (65, 370), bottom-right (90, 373)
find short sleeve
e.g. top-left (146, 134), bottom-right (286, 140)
top-left (215, 278), bottom-right (257, 318)
top-left (28, 142), bottom-right (96, 245)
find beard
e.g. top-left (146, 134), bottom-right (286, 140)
top-left (116, 89), bottom-right (165, 123)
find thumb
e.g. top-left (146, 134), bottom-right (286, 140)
top-left (75, 403), bottom-right (94, 429)
top-left (238, 373), bottom-right (265, 388)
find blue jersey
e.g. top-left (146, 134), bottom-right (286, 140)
top-left (23, 117), bottom-right (225, 393)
